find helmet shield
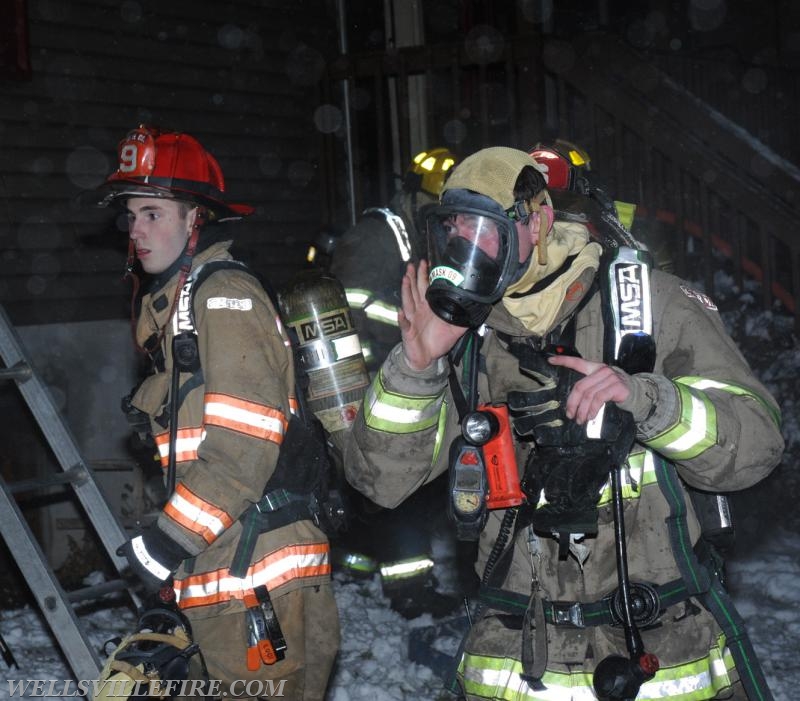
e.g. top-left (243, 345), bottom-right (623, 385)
top-left (424, 190), bottom-right (518, 328)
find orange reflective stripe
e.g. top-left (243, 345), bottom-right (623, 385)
top-left (154, 427), bottom-right (204, 467)
top-left (164, 483), bottom-right (234, 544)
top-left (204, 392), bottom-right (288, 443)
top-left (173, 542), bottom-right (330, 609)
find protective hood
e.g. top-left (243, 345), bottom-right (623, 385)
top-left (501, 221), bottom-right (601, 336)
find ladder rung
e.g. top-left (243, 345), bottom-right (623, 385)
top-left (7, 465), bottom-right (88, 494)
top-left (67, 578), bottom-right (133, 603)
top-left (0, 361), bottom-right (32, 382)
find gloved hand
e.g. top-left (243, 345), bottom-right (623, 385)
top-left (507, 343), bottom-right (586, 445)
top-left (117, 527), bottom-right (191, 593)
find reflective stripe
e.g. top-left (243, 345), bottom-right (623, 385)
top-left (164, 483), bottom-right (234, 544)
top-left (173, 542), bottom-right (330, 609)
top-left (379, 556), bottom-right (434, 582)
top-left (364, 300), bottom-right (399, 326)
top-left (204, 392), bottom-right (288, 443)
top-left (460, 635), bottom-right (734, 700)
top-left (155, 427), bottom-right (204, 467)
top-left (364, 207), bottom-right (412, 262)
top-left (345, 288), bottom-right (400, 327)
top-left (362, 371), bottom-right (445, 434)
top-left (130, 535), bottom-right (171, 581)
top-left (645, 381), bottom-right (717, 460)
top-left (597, 449), bottom-right (658, 505)
top-left (676, 375), bottom-right (781, 428)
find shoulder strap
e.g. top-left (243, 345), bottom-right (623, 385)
top-left (183, 260), bottom-right (253, 334)
top-left (363, 207), bottom-right (412, 262)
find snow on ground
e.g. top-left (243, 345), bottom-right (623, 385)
top-left (1, 528), bottom-right (800, 700)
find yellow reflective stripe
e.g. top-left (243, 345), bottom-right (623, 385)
top-left (345, 288), bottom-right (370, 307)
top-left (645, 381), bottom-right (717, 460)
top-left (676, 375), bottom-right (781, 428)
top-left (345, 288), bottom-right (400, 326)
top-left (460, 654), bottom-right (595, 700)
top-left (597, 449), bottom-right (658, 505)
top-left (614, 200), bottom-right (637, 230)
top-left (364, 301), bottom-right (399, 326)
top-left (362, 370), bottom-right (445, 434)
top-left (460, 636), bottom-right (734, 701)
top-left (431, 397), bottom-right (449, 467)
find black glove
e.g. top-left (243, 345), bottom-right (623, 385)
top-left (507, 344), bottom-right (636, 536)
top-left (507, 344), bottom-right (586, 445)
top-left (117, 527), bottom-right (191, 593)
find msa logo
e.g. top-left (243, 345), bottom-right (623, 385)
top-left (176, 281), bottom-right (195, 332)
top-left (615, 263), bottom-right (644, 331)
top-left (298, 311), bottom-right (351, 342)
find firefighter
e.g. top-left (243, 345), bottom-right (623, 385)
top-left (344, 146), bottom-right (783, 699)
top-left (96, 126), bottom-right (339, 700)
top-left (330, 147), bottom-right (458, 372)
top-left (531, 139), bottom-right (676, 272)
top-left (327, 148), bottom-right (463, 617)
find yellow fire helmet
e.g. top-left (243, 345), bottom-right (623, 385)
top-left (403, 147), bottom-right (458, 197)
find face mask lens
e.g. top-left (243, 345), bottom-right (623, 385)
top-left (424, 202), bottom-right (518, 328)
top-left (444, 214), bottom-right (502, 260)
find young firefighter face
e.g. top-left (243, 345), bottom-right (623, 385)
top-left (126, 197), bottom-right (196, 274)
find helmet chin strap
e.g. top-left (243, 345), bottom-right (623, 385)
top-left (525, 190), bottom-right (553, 266)
top-left (126, 205), bottom-right (206, 356)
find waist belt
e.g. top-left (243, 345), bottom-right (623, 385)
top-left (230, 489), bottom-right (315, 578)
top-left (480, 578), bottom-right (693, 629)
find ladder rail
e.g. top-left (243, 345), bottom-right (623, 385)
top-left (0, 303), bottom-right (142, 682)
top-left (0, 479), bottom-right (102, 680)
top-left (0, 305), bottom-right (132, 574)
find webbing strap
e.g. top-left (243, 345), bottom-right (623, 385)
top-left (479, 578), bottom-right (692, 628)
top-left (229, 495), bottom-right (314, 578)
top-left (654, 455), bottom-right (774, 701)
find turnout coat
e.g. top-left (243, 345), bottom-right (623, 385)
top-left (129, 240), bottom-right (337, 697)
top-left (344, 228), bottom-right (783, 700)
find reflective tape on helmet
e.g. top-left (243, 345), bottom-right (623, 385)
top-left (362, 371), bottom-right (445, 434)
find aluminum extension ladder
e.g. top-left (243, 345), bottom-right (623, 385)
top-left (0, 304), bottom-right (140, 681)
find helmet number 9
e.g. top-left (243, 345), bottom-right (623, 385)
top-left (119, 144), bottom-right (139, 173)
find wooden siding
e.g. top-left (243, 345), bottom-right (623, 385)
top-left (0, 0), bottom-right (336, 327)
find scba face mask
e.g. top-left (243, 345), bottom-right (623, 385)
top-left (424, 190), bottom-right (520, 328)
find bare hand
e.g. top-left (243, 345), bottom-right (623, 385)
top-left (398, 260), bottom-right (467, 371)
top-left (547, 355), bottom-right (631, 424)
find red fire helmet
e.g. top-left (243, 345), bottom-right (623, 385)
top-left (96, 125), bottom-right (253, 218)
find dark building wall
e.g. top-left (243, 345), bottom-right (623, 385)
top-left (0, 0), bottom-right (337, 326)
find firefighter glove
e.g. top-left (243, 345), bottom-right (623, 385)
top-left (117, 528), bottom-right (190, 593)
top-left (507, 344), bottom-right (586, 445)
